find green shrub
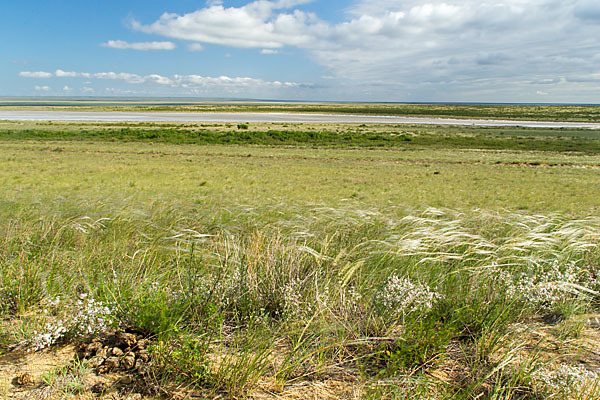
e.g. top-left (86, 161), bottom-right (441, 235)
top-left (151, 335), bottom-right (211, 385)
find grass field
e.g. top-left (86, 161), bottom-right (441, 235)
top-left (1, 117), bottom-right (600, 399)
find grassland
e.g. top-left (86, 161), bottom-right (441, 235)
top-left (1, 118), bottom-right (600, 399)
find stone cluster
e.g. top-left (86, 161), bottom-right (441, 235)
top-left (78, 331), bottom-right (151, 374)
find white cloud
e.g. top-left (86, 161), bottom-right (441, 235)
top-left (173, 74), bottom-right (298, 89)
top-left (34, 85), bottom-right (50, 91)
top-left (129, 0), bottom-right (600, 101)
top-left (20, 71), bottom-right (53, 78)
top-left (146, 74), bottom-right (173, 85)
top-left (55, 69), bottom-right (90, 78)
top-left (131, 0), bottom-right (324, 48)
top-left (101, 40), bottom-right (176, 50)
top-left (82, 87), bottom-right (95, 94)
top-left (187, 43), bottom-right (205, 52)
top-left (92, 71), bottom-right (146, 83)
top-left (19, 68), bottom-right (301, 95)
top-left (63, 86), bottom-right (72, 92)
top-left (261, 49), bottom-right (278, 54)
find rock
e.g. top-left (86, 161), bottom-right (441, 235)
top-left (96, 346), bottom-right (108, 358)
top-left (13, 372), bottom-right (34, 386)
top-left (88, 356), bottom-right (105, 369)
top-left (137, 350), bottom-right (150, 362)
top-left (136, 339), bottom-right (149, 350)
top-left (104, 357), bottom-right (120, 371)
top-left (85, 341), bottom-right (103, 356)
top-left (110, 347), bottom-right (124, 357)
top-left (121, 353), bottom-right (136, 370)
top-left (90, 382), bottom-right (106, 393)
top-left (116, 332), bottom-right (137, 348)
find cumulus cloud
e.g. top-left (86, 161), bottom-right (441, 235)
top-left (20, 0), bottom-right (600, 100)
top-left (55, 69), bottom-right (90, 78)
top-left (173, 74), bottom-right (298, 89)
top-left (101, 40), bottom-right (176, 50)
top-left (22, 70), bottom-right (146, 83)
top-left (187, 43), bottom-right (205, 52)
top-left (93, 72), bottom-right (146, 83)
top-left (34, 85), bottom-right (50, 91)
top-left (20, 71), bottom-right (53, 78)
top-left (127, 0), bottom-right (600, 100)
top-left (19, 68), bottom-right (300, 94)
top-left (131, 0), bottom-right (325, 48)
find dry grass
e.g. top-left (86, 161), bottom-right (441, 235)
top-left (2, 126), bottom-right (600, 399)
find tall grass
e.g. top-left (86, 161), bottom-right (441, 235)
top-left (2, 198), bottom-right (599, 398)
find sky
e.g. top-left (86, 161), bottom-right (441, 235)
top-left (3, 0), bottom-right (600, 102)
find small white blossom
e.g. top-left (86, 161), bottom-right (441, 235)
top-left (283, 279), bottom-right (303, 317)
top-left (534, 364), bottom-right (599, 394)
top-left (514, 260), bottom-right (585, 307)
top-left (28, 294), bottom-right (114, 352)
top-left (378, 275), bottom-right (441, 316)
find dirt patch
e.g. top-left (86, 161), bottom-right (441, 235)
top-left (0, 345), bottom-right (75, 399)
top-left (0, 331), bottom-right (157, 400)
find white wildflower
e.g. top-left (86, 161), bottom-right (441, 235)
top-left (378, 275), bottom-right (441, 316)
top-left (282, 279), bottom-right (303, 317)
top-left (534, 364), bottom-right (599, 393)
top-left (28, 294), bottom-right (114, 352)
top-left (514, 260), bottom-right (586, 307)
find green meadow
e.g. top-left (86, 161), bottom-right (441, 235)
top-left (2, 118), bottom-right (600, 399)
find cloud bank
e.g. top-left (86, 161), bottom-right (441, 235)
top-left (129, 0), bottom-right (600, 101)
top-left (19, 69), bottom-right (301, 94)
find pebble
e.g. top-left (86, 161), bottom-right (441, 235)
top-left (121, 353), bottom-right (136, 370)
top-left (90, 382), bottom-right (106, 393)
top-left (110, 347), bottom-right (124, 357)
top-left (104, 357), bottom-right (120, 371)
top-left (137, 350), bottom-right (150, 362)
top-left (119, 375), bottom-right (134, 384)
top-left (88, 356), bottom-right (105, 369)
top-left (116, 332), bottom-right (138, 348)
top-left (13, 372), bottom-right (34, 386)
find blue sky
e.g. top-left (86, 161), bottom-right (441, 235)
top-left (3, 0), bottom-right (600, 102)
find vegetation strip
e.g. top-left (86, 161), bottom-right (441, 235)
top-left (2, 121), bottom-right (600, 153)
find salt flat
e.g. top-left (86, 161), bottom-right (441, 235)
top-left (1, 110), bottom-right (600, 128)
